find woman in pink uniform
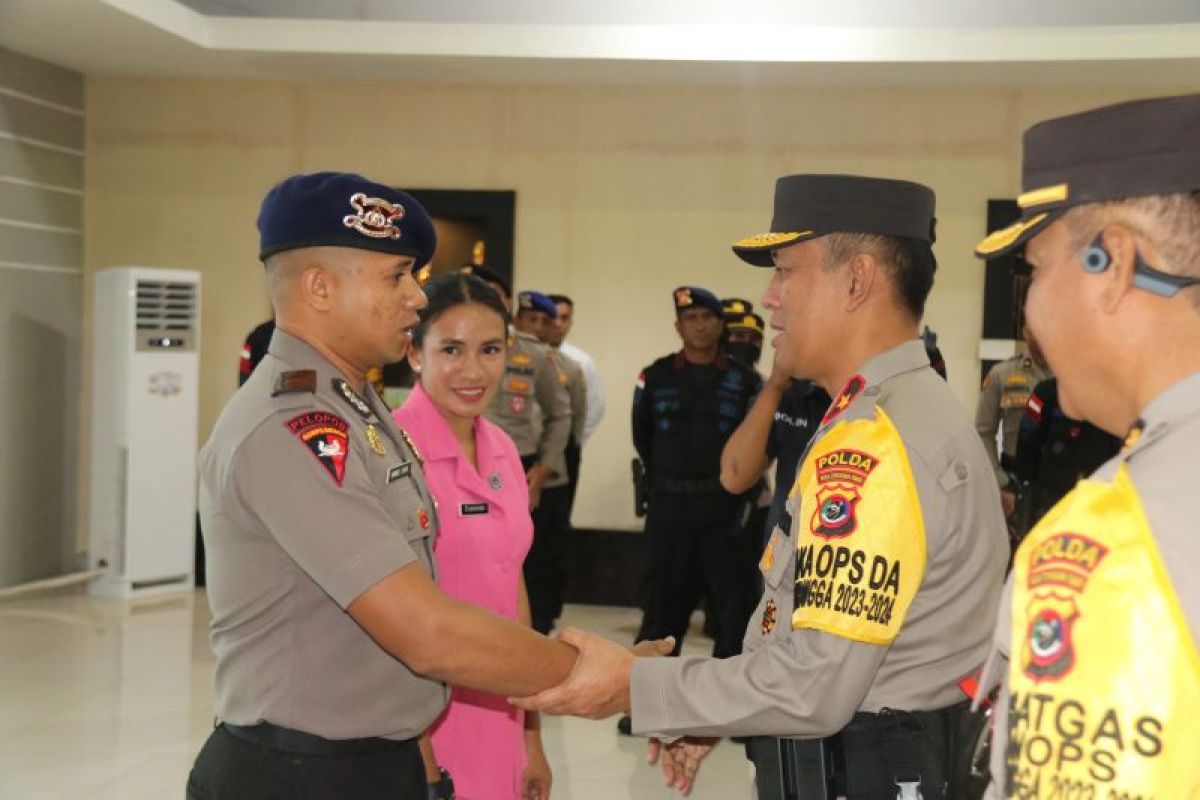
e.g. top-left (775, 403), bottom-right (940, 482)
top-left (393, 273), bottom-right (552, 800)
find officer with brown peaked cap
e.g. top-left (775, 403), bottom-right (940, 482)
top-left (974, 93), bottom-right (1200, 799)
top-left (513, 174), bottom-right (1009, 800)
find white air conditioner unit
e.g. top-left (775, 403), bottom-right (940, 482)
top-left (88, 267), bottom-right (200, 598)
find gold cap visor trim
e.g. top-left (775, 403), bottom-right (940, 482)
top-left (1017, 183), bottom-right (1068, 210)
top-left (731, 230), bottom-right (816, 266)
top-left (974, 212), bottom-right (1054, 259)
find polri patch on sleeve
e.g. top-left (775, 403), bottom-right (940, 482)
top-left (272, 370), bottom-right (317, 397)
top-left (459, 502), bottom-right (489, 516)
top-left (791, 408), bottom-right (926, 645)
top-left (387, 462), bottom-right (412, 483)
top-left (285, 411), bottom-right (349, 486)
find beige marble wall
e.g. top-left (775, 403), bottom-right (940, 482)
top-left (84, 77), bottom-right (1186, 531)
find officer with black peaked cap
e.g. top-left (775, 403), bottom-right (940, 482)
top-left (513, 175), bottom-right (1009, 800)
top-left (974, 93), bottom-right (1200, 798)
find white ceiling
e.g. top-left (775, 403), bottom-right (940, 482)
top-left (1, 0), bottom-right (1199, 86)
top-left (174, 0), bottom-right (1200, 29)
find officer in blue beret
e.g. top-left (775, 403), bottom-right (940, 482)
top-left (187, 172), bottom-right (599, 799)
top-left (619, 285), bottom-right (763, 736)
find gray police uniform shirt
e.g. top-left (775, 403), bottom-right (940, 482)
top-left (199, 328), bottom-right (448, 740)
top-left (630, 340), bottom-right (1009, 738)
top-left (558, 349), bottom-right (589, 446)
top-left (485, 328), bottom-right (571, 485)
top-left (976, 355), bottom-right (1052, 487)
top-left (981, 372), bottom-right (1200, 797)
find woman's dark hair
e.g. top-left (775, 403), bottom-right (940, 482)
top-left (411, 273), bottom-right (510, 349)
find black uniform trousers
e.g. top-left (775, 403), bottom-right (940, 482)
top-left (635, 489), bottom-right (760, 658)
top-left (564, 436), bottom-right (582, 517)
top-left (522, 454), bottom-right (572, 634)
top-left (187, 725), bottom-right (424, 800)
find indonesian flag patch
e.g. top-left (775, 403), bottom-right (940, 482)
top-left (1025, 393), bottom-right (1045, 424)
top-left (286, 411), bottom-right (349, 486)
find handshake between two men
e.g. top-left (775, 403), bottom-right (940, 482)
top-left (510, 629), bottom-right (718, 797)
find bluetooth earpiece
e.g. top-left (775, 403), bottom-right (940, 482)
top-left (1082, 235), bottom-right (1111, 273)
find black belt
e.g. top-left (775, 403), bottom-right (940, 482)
top-left (651, 476), bottom-right (723, 495)
top-left (220, 722), bottom-right (414, 757)
top-left (746, 702), bottom-right (978, 800)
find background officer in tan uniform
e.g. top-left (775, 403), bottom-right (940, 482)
top-left (974, 93), bottom-right (1200, 798)
top-left (513, 289), bottom-right (585, 634)
top-left (515, 174), bottom-right (1010, 799)
top-left (469, 267), bottom-right (572, 516)
top-left (187, 173), bottom-right (580, 799)
top-left (974, 323), bottom-right (1051, 517)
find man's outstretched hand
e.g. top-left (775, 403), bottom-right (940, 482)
top-left (648, 736), bottom-right (720, 796)
top-left (510, 629), bottom-right (674, 719)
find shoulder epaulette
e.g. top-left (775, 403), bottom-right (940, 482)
top-left (272, 369), bottom-right (316, 397)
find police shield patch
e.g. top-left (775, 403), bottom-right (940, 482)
top-left (286, 411), bottom-right (349, 486)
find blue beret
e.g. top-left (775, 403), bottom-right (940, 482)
top-left (517, 291), bottom-right (558, 319)
top-left (673, 286), bottom-right (723, 317)
top-left (257, 172), bottom-right (437, 266)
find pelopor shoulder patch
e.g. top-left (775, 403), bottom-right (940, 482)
top-left (791, 407), bottom-right (926, 645)
top-left (286, 411), bottom-right (349, 486)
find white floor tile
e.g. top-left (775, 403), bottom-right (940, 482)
top-left (0, 590), bottom-right (757, 798)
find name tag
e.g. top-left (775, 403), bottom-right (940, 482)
top-left (388, 462), bottom-right (412, 483)
top-left (459, 502), bottom-right (489, 516)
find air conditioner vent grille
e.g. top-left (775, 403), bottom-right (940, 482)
top-left (135, 280), bottom-right (197, 331)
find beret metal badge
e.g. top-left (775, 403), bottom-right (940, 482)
top-left (343, 192), bottom-right (404, 240)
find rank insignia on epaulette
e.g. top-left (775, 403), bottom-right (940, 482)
top-left (272, 370), bottom-right (317, 397)
top-left (822, 374), bottom-right (866, 426)
top-left (761, 599), bottom-right (778, 635)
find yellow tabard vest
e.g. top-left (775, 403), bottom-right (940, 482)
top-left (790, 408), bottom-right (926, 645)
top-left (1007, 466), bottom-right (1200, 798)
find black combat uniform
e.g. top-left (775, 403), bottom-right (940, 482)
top-left (632, 349), bottom-right (762, 657)
top-left (237, 319), bottom-right (275, 386)
top-left (1013, 377), bottom-right (1122, 534)
top-left (764, 379), bottom-right (831, 545)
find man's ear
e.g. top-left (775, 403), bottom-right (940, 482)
top-left (674, 317), bottom-right (683, 338)
top-left (1097, 225), bottom-right (1138, 314)
top-left (844, 252), bottom-right (877, 312)
top-left (302, 265), bottom-right (334, 312)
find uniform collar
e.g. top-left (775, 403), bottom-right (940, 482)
top-left (399, 383), bottom-right (480, 461)
top-left (269, 325), bottom-right (333, 370)
top-left (672, 350), bottom-right (730, 371)
top-left (858, 338), bottom-right (932, 388)
top-left (268, 326), bottom-right (388, 411)
top-left (820, 339), bottom-right (930, 426)
top-left (1122, 371), bottom-right (1200, 459)
top-left (267, 326), bottom-right (349, 396)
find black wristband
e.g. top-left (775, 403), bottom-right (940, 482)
top-left (427, 767), bottom-right (455, 800)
